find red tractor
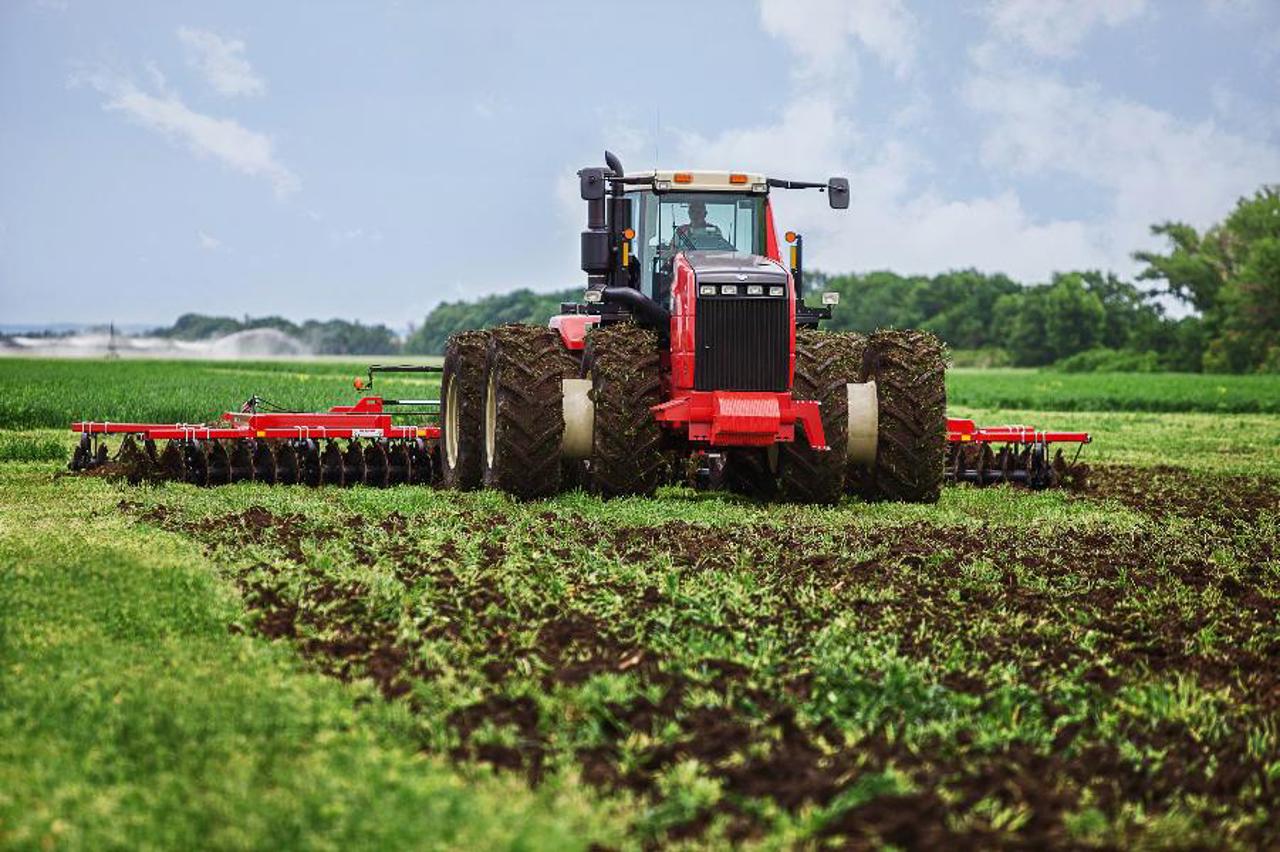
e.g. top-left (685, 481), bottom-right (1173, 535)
top-left (439, 151), bottom-right (948, 503)
top-left (69, 151), bottom-right (1087, 494)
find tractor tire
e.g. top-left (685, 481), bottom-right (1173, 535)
top-left (585, 323), bottom-right (664, 498)
top-left (440, 330), bottom-right (491, 490)
top-left (856, 329), bottom-right (947, 503)
top-left (778, 329), bottom-right (863, 504)
top-left (481, 323), bottom-right (577, 500)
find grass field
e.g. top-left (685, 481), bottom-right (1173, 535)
top-left (1, 357), bottom-right (1278, 849)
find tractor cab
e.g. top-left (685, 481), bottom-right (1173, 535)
top-left (623, 173), bottom-right (771, 305)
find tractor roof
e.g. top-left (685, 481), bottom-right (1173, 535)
top-left (624, 170), bottom-right (768, 193)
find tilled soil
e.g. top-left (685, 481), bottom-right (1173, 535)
top-left (116, 465), bottom-right (1280, 848)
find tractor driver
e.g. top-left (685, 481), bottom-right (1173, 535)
top-left (672, 200), bottom-right (729, 251)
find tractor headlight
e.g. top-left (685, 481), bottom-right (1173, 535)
top-left (769, 285), bottom-right (785, 297)
top-left (822, 291), bottom-right (840, 305)
top-left (720, 284), bottom-right (739, 295)
top-left (699, 284), bottom-right (716, 296)
top-left (746, 284), bottom-right (763, 295)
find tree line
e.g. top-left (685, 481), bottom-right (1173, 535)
top-left (154, 314), bottom-right (401, 356)
top-left (147, 186), bottom-right (1278, 372)
top-left (403, 185), bottom-right (1277, 373)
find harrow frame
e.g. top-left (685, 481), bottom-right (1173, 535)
top-left (945, 418), bottom-right (1091, 489)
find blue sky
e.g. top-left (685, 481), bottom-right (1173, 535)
top-left (2, 0), bottom-right (1277, 329)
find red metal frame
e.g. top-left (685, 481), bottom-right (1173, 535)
top-left (549, 313), bottom-right (600, 351)
top-left (947, 418), bottom-right (1090, 446)
top-left (651, 391), bottom-right (827, 449)
top-left (72, 396), bottom-right (440, 442)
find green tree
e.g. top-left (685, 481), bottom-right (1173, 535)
top-left (1136, 185), bottom-right (1280, 372)
top-left (1043, 275), bottom-right (1106, 359)
top-left (405, 288), bottom-right (577, 354)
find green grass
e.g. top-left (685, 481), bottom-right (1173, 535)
top-left (949, 367), bottom-right (1280, 413)
top-left (2, 356), bottom-right (1279, 848)
top-left (0, 358), bottom-right (442, 429)
top-left (1, 358), bottom-right (1277, 430)
top-left (0, 466), bottom-right (628, 851)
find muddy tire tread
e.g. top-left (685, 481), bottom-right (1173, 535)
top-left (859, 329), bottom-right (947, 503)
top-left (483, 323), bottom-right (576, 500)
top-left (586, 323), bottom-right (664, 498)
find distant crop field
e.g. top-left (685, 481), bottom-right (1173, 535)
top-left (0, 358), bottom-right (1276, 429)
top-left (0, 356), bottom-right (443, 428)
top-left (948, 367), bottom-right (1280, 413)
top-left (1, 356), bottom-right (1278, 849)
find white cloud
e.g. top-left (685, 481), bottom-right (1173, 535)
top-left (671, 97), bottom-right (1104, 281)
top-left (759, 0), bottom-right (917, 79)
top-left (983, 0), bottom-right (1148, 58)
top-left (198, 230), bottom-right (221, 250)
top-left (78, 69), bottom-right (298, 196)
top-left (964, 66), bottom-right (1280, 264)
top-left (177, 27), bottom-right (265, 97)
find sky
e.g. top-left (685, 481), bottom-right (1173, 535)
top-left (1, 0), bottom-right (1277, 330)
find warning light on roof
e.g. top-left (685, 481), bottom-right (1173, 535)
top-left (353, 377), bottom-right (366, 390)
top-left (673, 172), bottom-right (693, 183)
top-left (729, 173), bottom-right (748, 184)
top-left (785, 231), bottom-right (797, 244)
top-left (623, 227), bottom-right (635, 240)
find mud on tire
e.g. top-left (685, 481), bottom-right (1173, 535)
top-left (586, 323), bottom-right (664, 498)
top-left (857, 328), bottom-right (947, 503)
top-left (481, 324), bottom-right (577, 500)
top-left (440, 330), bottom-right (491, 490)
top-left (778, 329), bottom-right (864, 504)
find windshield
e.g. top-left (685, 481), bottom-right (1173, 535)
top-left (635, 191), bottom-right (766, 301)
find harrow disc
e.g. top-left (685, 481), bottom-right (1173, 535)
top-left (411, 438), bottom-right (435, 485)
top-left (364, 441), bottom-right (389, 487)
top-left (207, 442), bottom-right (231, 485)
top-left (298, 440), bottom-right (322, 487)
top-left (342, 441), bottom-right (366, 486)
top-left (321, 441), bottom-right (345, 486)
top-left (386, 441), bottom-right (411, 485)
top-left (229, 440), bottom-right (254, 483)
top-left (183, 441), bottom-right (209, 486)
top-left (252, 441), bottom-right (277, 484)
top-left (276, 442), bottom-right (300, 485)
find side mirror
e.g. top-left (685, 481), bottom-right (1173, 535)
top-left (827, 177), bottom-right (850, 209)
top-left (579, 168), bottom-right (607, 201)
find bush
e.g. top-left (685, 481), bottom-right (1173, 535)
top-left (1055, 348), bottom-right (1161, 373)
top-left (949, 348), bottom-right (1012, 368)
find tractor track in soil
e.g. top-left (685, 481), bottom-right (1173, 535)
top-left (114, 466), bottom-right (1280, 847)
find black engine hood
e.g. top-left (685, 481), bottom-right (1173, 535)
top-left (684, 251), bottom-right (789, 284)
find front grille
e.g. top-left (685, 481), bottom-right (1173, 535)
top-left (694, 296), bottom-right (790, 392)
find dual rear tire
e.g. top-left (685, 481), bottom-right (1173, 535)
top-left (441, 323), bottom-right (946, 505)
top-left (768, 327), bottom-right (947, 504)
top-left (440, 324), bottom-right (577, 500)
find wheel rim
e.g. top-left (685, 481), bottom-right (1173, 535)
top-left (484, 368), bottom-right (497, 469)
top-left (444, 375), bottom-right (460, 469)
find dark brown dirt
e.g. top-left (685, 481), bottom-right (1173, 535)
top-left (1080, 463), bottom-right (1279, 523)
top-left (113, 464), bottom-right (1280, 847)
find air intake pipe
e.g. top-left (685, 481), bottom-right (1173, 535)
top-left (601, 286), bottom-right (670, 328)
